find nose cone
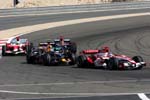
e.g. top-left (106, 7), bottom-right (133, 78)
top-left (13, 46), bottom-right (19, 51)
top-left (14, 48), bottom-right (18, 52)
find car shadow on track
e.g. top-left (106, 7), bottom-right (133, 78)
top-left (71, 66), bottom-right (140, 71)
top-left (3, 54), bottom-right (26, 56)
top-left (20, 61), bottom-right (71, 68)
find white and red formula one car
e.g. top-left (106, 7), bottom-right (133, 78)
top-left (1, 36), bottom-right (29, 56)
top-left (77, 46), bottom-right (146, 70)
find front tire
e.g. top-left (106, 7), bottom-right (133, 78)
top-left (69, 53), bottom-right (77, 65)
top-left (26, 43), bottom-right (33, 53)
top-left (70, 42), bottom-right (77, 54)
top-left (26, 43), bottom-right (33, 64)
top-left (2, 46), bottom-right (6, 56)
top-left (43, 53), bottom-right (51, 66)
top-left (132, 56), bottom-right (144, 70)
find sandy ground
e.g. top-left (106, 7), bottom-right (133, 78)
top-left (16, 0), bottom-right (112, 8)
top-left (0, 0), bottom-right (141, 9)
top-left (0, 0), bottom-right (13, 9)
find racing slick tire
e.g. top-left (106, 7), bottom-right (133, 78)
top-left (70, 42), bottom-right (77, 54)
top-left (26, 43), bottom-right (33, 53)
top-left (26, 43), bottom-right (34, 64)
top-left (69, 53), bottom-right (77, 65)
top-left (132, 56), bottom-right (144, 70)
top-left (107, 57), bottom-right (119, 70)
top-left (77, 55), bottom-right (87, 67)
top-left (43, 53), bottom-right (51, 66)
top-left (26, 55), bottom-right (34, 64)
top-left (2, 46), bottom-right (6, 56)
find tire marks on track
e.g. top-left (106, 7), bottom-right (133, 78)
top-left (1, 18), bottom-right (150, 99)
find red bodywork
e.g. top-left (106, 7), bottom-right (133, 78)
top-left (80, 49), bottom-right (99, 64)
top-left (4, 40), bottom-right (29, 54)
top-left (79, 49), bottom-right (146, 69)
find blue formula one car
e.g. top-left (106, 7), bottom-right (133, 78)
top-left (26, 37), bottom-right (77, 66)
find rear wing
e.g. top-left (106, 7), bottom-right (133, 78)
top-left (39, 42), bottom-right (48, 46)
top-left (10, 38), bottom-right (28, 44)
top-left (54, 39), bottom-right (71, 46)
top-left (54, 39), bottom-right (70, 42)
top-left (82, 50), bottom-right (99, 54)
top-left (39, 42), bottom-right (55, 47)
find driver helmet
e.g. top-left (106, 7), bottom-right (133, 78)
top-left (60, 36), bottom-right (65, 46)
top-left (60, 36), bottom-right (64, 41)
top-left (16, 36), bottom-right (20, 41)
top-left (101, 46), bottom-right (110, 53)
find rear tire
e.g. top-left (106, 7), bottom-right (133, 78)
top-left (107, 57), bottom-right (119, 70)
top-left (77, 55), bottom-right (87, 67)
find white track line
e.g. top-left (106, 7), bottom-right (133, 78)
top-left (138, 93), bottom-right (150, 100)
top-left (0, 90), bottom-right (147, 96)
top-left (1, 7), bottom-right (150, 18)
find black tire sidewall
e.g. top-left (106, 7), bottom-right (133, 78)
top-left (77, 55), bottom-right (87, 67)
top-left (43, 53), bottom-right (51, 66)
top-left (108, 58), bottom-right (119, 70)
top-left (2, 46), bottom-right (6, 56)
top-left (132, 56), bottom-right (144, 69)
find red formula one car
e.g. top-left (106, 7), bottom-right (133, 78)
top-left (77, 47), bottom-right (146, 70)
top-left (2, 37), bottom-right (29, 56)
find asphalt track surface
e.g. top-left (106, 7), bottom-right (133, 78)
top-left (0, 10), bottom-right (150, 100)
top-left (0, 8), bottom-right (150, 30)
